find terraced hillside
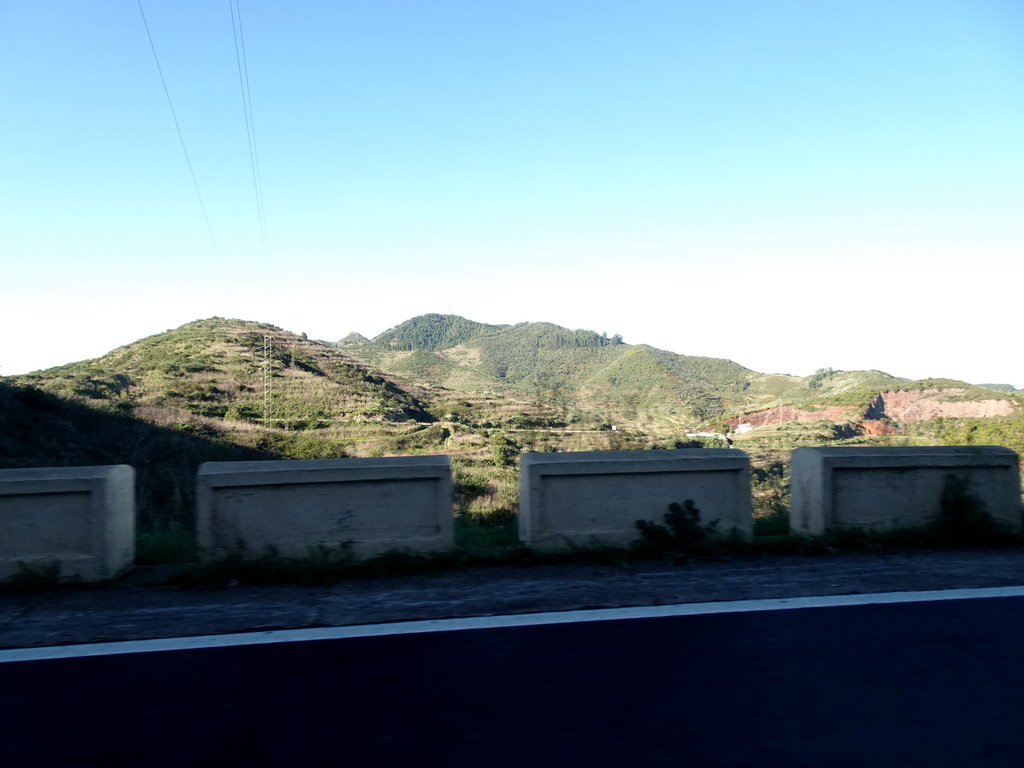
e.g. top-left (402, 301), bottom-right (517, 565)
top-left (342, 315), bottom-right (756, 428)
top-left (12, 318), bottom-right (436, 428)
top-left (1, 319), bottom-right (459, 529)
top-left (342, 315), bottom-right (1022, 434)
top-left (4, 314), bottom-right (1020, 546)
top-left (9, 315), bottom-right (1019, 448)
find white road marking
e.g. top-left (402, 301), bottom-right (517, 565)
top-left (3, 584), bottom-right (1024, 664)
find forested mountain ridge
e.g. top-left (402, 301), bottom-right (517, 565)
top-left (339, 315), bottom-right (755, 424)
top-left (4, 316), bottom-right (1022, 530)
top-left (367, 313), bottom-right (506, 351)
top-left (5, 316), bottom-right (1022, 547)
top-left (6, 315), bottom-right (1018, 436)
top-left (339, 314), bottom-right (1019, 431)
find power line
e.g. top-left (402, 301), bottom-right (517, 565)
top-left (137, 0), bottom-right (219, 254)
top-left (229, 0), bottom-right (274, 426)
top-left (229, 0), bottom-right (269, 274)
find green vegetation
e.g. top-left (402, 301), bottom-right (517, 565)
top-left (804, 389), bottom-right (880, 410)
top-left (978, 383), bottom-right (1017, 393)
top-left (107, 493), bottom-right (1024, 589)
top-left (349, 316), bottom-right (755, 428)
top-left (807, 367), bottom-right (837, 389)
top-left (2, 312), bottom-right (1022, 587)
top-left (896, 377), bottom-right (977, 391)
top-left (451, 455), bottom-right (519, 528)
top-left (931, 474), bottom-right (1004, 546)
top-left (370, 313), bottom-right (505, 351)
top-left (13, 317), bottom-right (435, 426)
top-left (0, 561), bottom-right (68, 593)
top-left (751, 460), bottom-right (790, 536)
top-left (633, 500), bottom-right (721, 561)
top-left (490, 430), bottom-right (519, 467)
top-left (373, 349), bottom-right (459, 383)
top-left (455, 510), bottom-right (519, 548)
top-left (136, 520), bottom-right (199, 565)
top-left (0, 379), bottom-right (272, 528)
top-left (909, 415), bottom-right (1024, 458)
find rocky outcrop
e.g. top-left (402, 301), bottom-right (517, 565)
top-left (732, 388), bottom-right (1016, 433)
top-left (866, 390), bottom-right (1015, 422)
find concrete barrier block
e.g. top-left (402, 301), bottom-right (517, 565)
top-left (197, 456), bottom-right (454, 560)
top-left (0, 465), bottom-right (135, 582)
top-left (790, 446), bottom-right (1022, 535)
top-left (520, 449), bottom-right (753, 552)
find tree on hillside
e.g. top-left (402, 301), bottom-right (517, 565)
top-left (808, 368), bottom-right (835, 389)
top-left (490, 431), bottom-right (519, 467)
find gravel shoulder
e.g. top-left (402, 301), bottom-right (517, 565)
top-left (2, 547), bottom-right (1024, 650)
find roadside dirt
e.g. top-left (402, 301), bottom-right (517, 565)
top-left (2, 547), bottom-right (1023, 650)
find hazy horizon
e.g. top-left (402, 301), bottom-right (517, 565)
top-left (2, 312), bottom-right (1019, 390)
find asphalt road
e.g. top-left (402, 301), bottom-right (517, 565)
top-left (4, 591), bottom-right (1024, 767)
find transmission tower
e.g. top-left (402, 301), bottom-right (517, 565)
top-left (263, 334), bottom-right (273, 426)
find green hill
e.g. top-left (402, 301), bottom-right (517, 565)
top-left (8, 313), bottom-right (1020, 557)
top-left (10, 317), bottom-right (436, 427)
top-left (342, 317), bottom-right (755, 426)
top-left (16, 316), bottom-right (1010, 436)
top-left (337, 332), bottom-right (369, 345)
top-left (463, 322), bottom-right (625, 383)
top-left (371, 313), bottom-right (506, 351)
top-left (788, 369), bottom-right (909, 409)
top-left (578, 345), bottom-right (753, 418)
top-left (978, 383), bottom-right (1017, 393)
top-left (792, 370), bottom-right (1011, 411)
top-left (0, 379), bottom-right (270, 528)
top-left (2, 318), bottom-right (456, 532)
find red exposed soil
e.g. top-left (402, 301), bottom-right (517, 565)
top-left (858, 420), bottom-right (899, 436)
top-left (733, 389), bottom-right (1015, 432)
top-left (729, 405), bottom-right (857, 429)
top-left (867, 390), bottom-right (1014, 421)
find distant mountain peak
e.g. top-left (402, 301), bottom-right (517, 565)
top-left (338, 332), bottom-right (369, 344)
top-left (977, 383), bottom-right (1017, 393)
top-left (372, 314), bottom-right (506, 351)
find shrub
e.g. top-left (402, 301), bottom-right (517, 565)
top-left (634, 500), bottom-right (719, 561)
top-left (490, 431), bottom-right (519, 467)
top-left (930, 474), bottom-right (1002, 545)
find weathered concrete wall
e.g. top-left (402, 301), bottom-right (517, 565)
top-left (520, 449), bottom-right (753, 552)
top-left (197, 456), bottom-right (454, 560)
top-left (0, 465), bottom-right (135, 582)
top-left (790, 446), bottom-right (1022, 535)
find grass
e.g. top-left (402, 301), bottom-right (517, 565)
top-left (455, 510), bottom-right (520, 548)
top-left (110, 470), bottom-right (1024, 589)
top-left (136, 521), bottom-right (200, 565)
top-left (158, 523), bottom-right (1024, 590)
top-left (5, 511), bottom-right (1023, 594)
top-left (0, 561), bottom-right (70, 593)
top-left (148, 483), bottom-right (1024, 586)
top-left (753, 508), bottom-right (790, 536)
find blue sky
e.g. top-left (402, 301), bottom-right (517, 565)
top-left (1, 1), bottom-right (1022, 386)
